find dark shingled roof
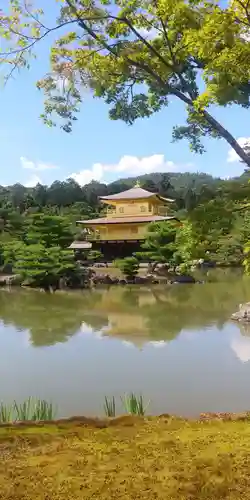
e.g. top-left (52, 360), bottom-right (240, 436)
top-left (77, 215), bottom-right (177, 225)
top-left (100, 187), bottom-right (174, 202)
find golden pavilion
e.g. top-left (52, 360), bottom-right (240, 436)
top-left (70, 184), bottom-right (176, 259)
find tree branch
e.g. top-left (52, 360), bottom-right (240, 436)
top-left (121, 16), bottom-right (174, 71)
top-left (0, 20), bottom-right (79, 58)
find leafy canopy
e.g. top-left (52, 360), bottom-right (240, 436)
top-left (25, 213), bottom-right (73, 248)
top-left (115, 256), bottom-right (139, 278)
top-left (1, 0), bottom-right (250, 163)
top-left (13, 243), bottom-right (78, 287)
top-left (137, 220), bottom-right (179, 266)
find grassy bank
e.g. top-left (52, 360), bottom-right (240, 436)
top-left (1, 414), bottom-right (250, 499)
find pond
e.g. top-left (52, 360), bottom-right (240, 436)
top-left (1, 268), bottom-right (250, 417)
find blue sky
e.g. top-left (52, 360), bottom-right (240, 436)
top-left (0, 1), bottom-right (249, 188)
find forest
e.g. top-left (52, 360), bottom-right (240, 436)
top-left (0, 170), bottom-right (250, 288)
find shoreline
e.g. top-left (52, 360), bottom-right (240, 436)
top-left (1, 411), bottom-right (250, 428)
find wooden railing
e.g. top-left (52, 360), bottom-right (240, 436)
top-left (153, 206), bottom-right (168, 216)
top-left (84, 230), bottom-right (145, 241)
top-left (105, 205), bottom-right (168, 217)
top-left (85, 233), bottom-right (101, 241)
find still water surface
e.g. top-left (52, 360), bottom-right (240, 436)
top-left (1, 269), bottom-right (250, 417)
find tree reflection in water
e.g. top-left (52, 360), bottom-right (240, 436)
top-left (0, 269), bottom-right (250, 348)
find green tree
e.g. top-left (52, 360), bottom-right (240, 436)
top-left (13, 244), bottom-right (78, 289)
top-left (115, 257), bottom-right (139, 279)
top-left (187, 198), bottom-right (235, 255)
top-left (215, 210), bottom-right (250, 266)
top-left (141, 179), bottom-right (157, 193)
top-left (25, 214), bottom-right (73, 248)
top-left (0, 207), bottom-right (24, 237)
top-left (158, 174), bottom-right (173, 198)
top-left (243, 243), bottom-right (250, 276)
top-left (215, 233), bottom-right (243, 267)
top-left (1, 1), bottom-right (250, 164)
top-left (137, 221), bottom-right (179, 270)
top-left (175, 220), bottom-right (205, 263)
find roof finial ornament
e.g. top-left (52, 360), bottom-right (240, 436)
top-left (134, 180), bottom-right (141, 188)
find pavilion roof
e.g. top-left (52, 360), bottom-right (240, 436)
top-left (100, 186), bottom-right (174, 202)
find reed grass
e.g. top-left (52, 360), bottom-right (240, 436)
top-left (0, 402), bottom-right (14, 423)
top-left (0, 398), bottom-right (56, 423)
top-left (0, 393), bottom-right (149, 423)
top-left (121, 393), bottom-right (150, 416)
top-left (104, 396), bottom-right (116, 417)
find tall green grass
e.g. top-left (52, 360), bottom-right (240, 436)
top-left (104, 396), bottom-right (116, 417)
top-left (0, 398), bottom-right (56, 423)
top-left (122, 393), bottom-right (150, 416)
top-left (0, 402), bottom-right (14, 423)
top-left (104, 394), bottom-right (149, 417)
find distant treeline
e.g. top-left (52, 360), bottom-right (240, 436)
top-left (1, 171), bottom-right (250, 217)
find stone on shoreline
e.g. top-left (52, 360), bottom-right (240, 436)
top-left (171, 275), bottom-right (196, 284)
top-left (0, 274), bottom-right (21, 286)
top-left (92, 274), bottom-right (161, 285)
top-left (91, 273), bottom-right (197, 286)
top-left (231, 303), bottom-right (250, 322)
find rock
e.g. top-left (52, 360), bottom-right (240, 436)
top-left (119, 279), bottom-right (127, 285)
top-left (0, 274), bottom-right (22, 286)
top-left (172, 275), bottom-right (196, 284)
top-left (231, 303), bottom-right (250, 322)
top-left (154, 264), bottom-right (170, 276)
top-left (92, 274), bottom-right (117, 285)
top-left (191, 259), bottom-right (216, 269)
top-left (134, 276), bottom-right (153, 284)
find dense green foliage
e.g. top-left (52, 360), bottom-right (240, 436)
top-left (0, 171), bottom-right (250, 281)
top-left (115, 257), bottom-right (139, 279)
top-left (1, 239), bottom-right (81, 289)
top-left (137, 221), bottom-right (179, 268)
top-left (14, 244), bottom-right (78, 289)
top-left (1, 1), bottom-right (250, 164)
top-left (25, 214), bottom-right (73, 248)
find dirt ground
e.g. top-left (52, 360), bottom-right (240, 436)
top-left (1, 414), bottom-right (250, 499)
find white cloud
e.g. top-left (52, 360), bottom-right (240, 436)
top-left (20, 156), bottom-right (59, 172)
top-left (70, 163), bottom-right (104, 186)
top-left (227, 137), bottom-right (250, 163)
top-left (137, 27), bottom-right (158, 40)
top-left (231, 337), bottom-right (250, 363)
top-left (24, 175), bottom-right (42, 188)
top-left (102, 154), bottom-right (195, 175)
top-left (240, 31), bottom-right (250, 42)
top-left (103, 154), bottom-right (177, 174)
top-left (148, 340), bottom-right (166, 348)
top-left (69, 154), bottom-right (194, 186)
top-left (122, 341), bottom-right (134, 348)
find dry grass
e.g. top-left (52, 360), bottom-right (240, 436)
top-left (1, 414), bottom-right (250, 499)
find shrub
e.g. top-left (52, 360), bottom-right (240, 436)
top-left (115, 257), bottom-right (139, 279)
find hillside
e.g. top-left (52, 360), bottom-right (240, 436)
top-left (0, 170), bottom-right (249, 217)
top-left (109, 171), bottom-right (223, 192)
